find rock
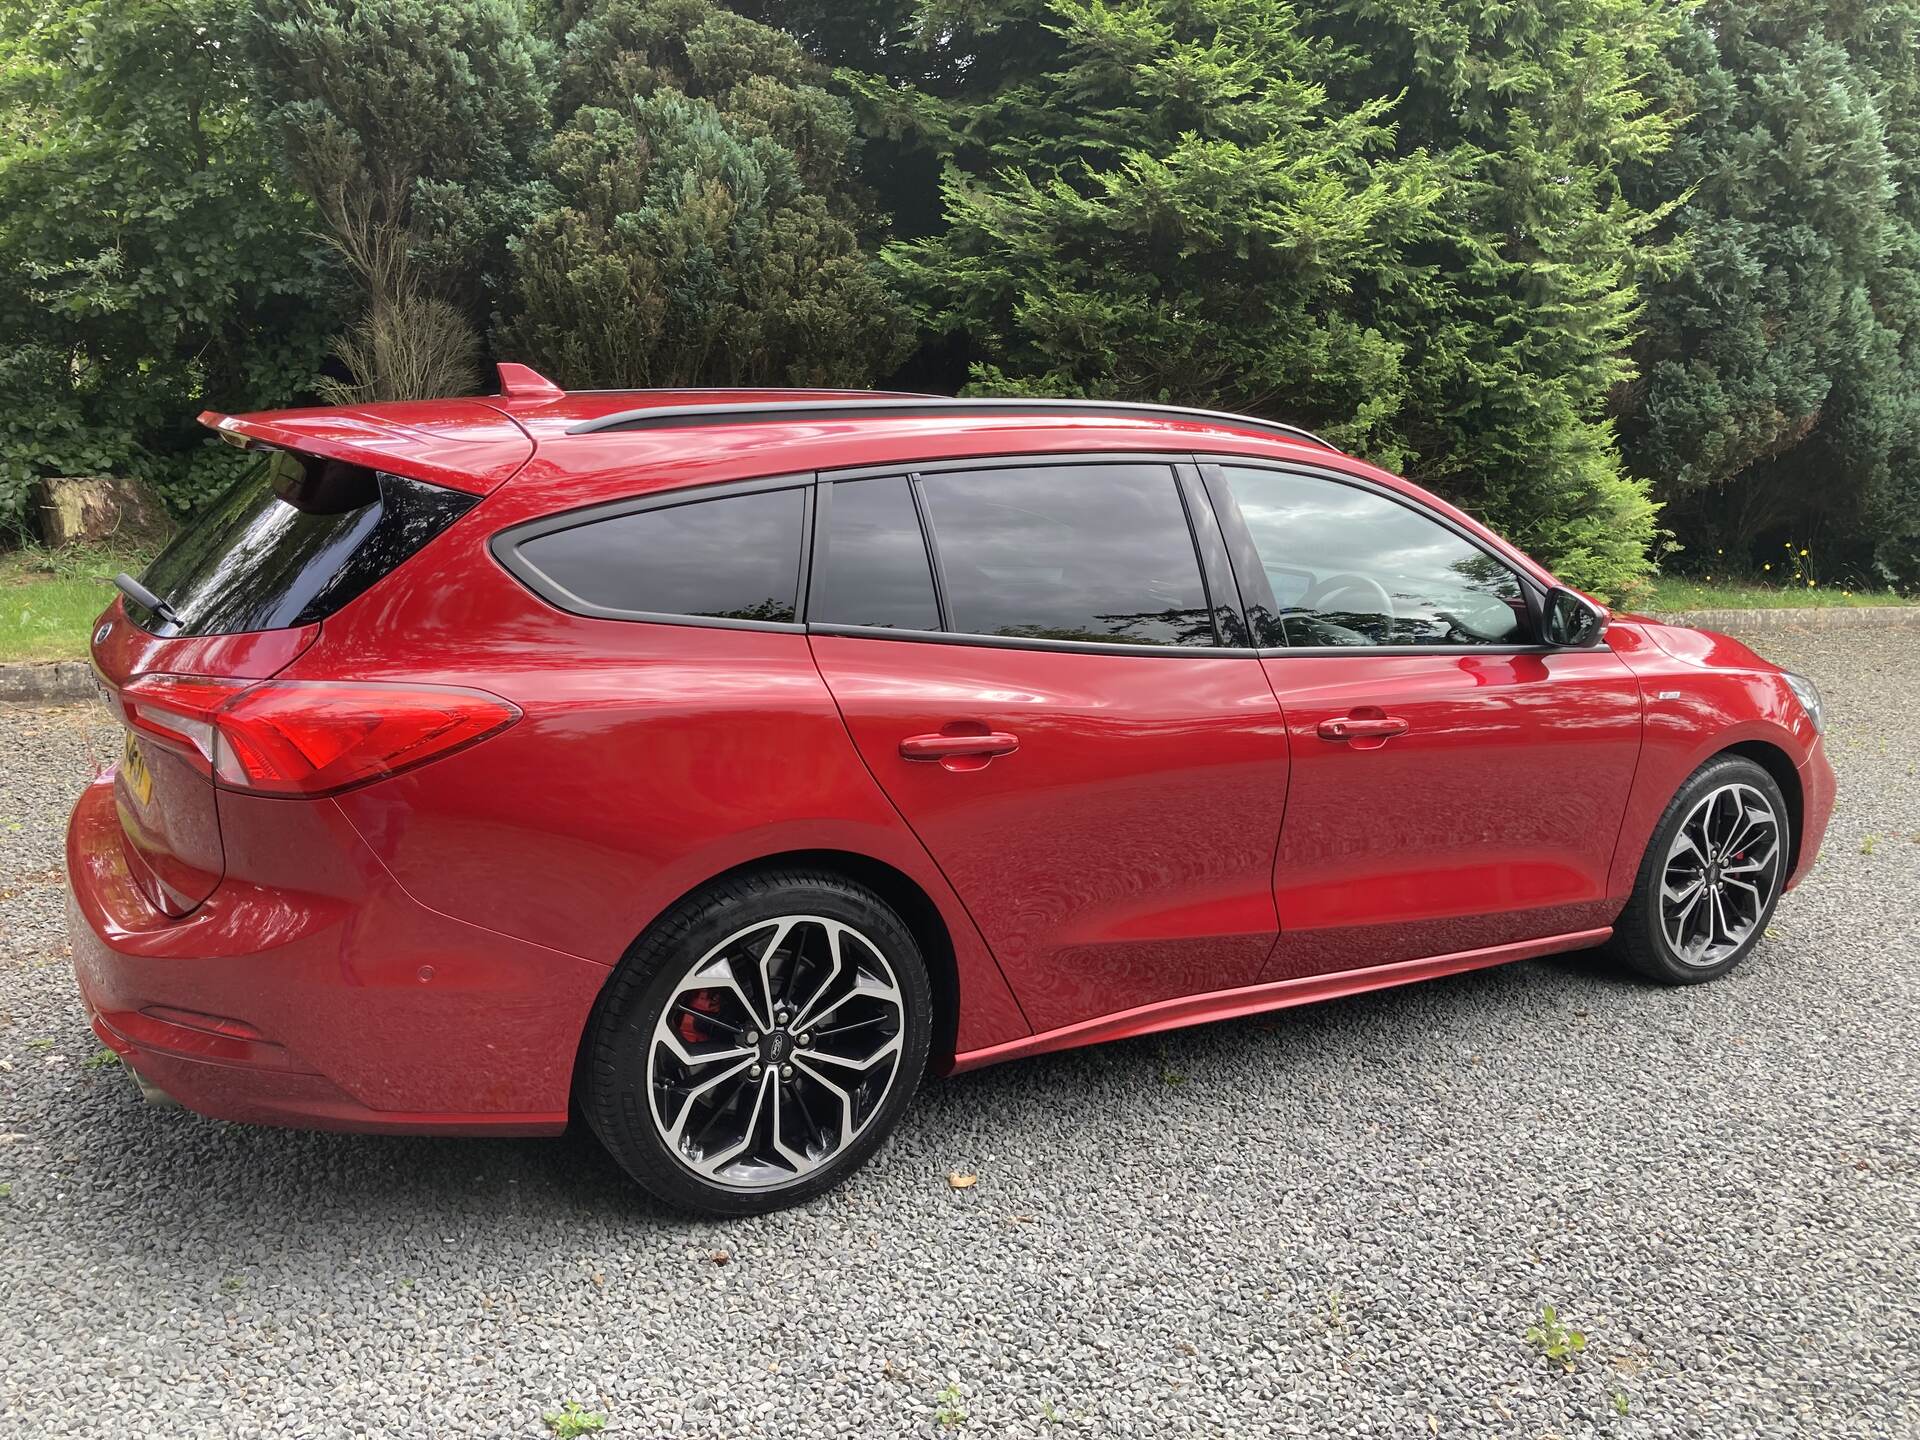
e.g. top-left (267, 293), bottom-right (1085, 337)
top-left (30, 475), bottom-right (169, 550)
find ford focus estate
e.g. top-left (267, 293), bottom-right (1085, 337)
top-left (67, 365), bottom-right (1835, 1214)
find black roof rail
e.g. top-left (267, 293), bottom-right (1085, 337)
top-left (565, 396), bottom-right (1337, 450)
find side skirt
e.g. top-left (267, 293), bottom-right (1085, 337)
top-left (947, 928), bottom-right (1612, 1074)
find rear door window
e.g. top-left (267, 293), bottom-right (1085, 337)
top-left (810, 477), bottom-right (940, 631)
top-left (131, 449), bottom-right (475, 636)
top-left (916, 464), bottom-right (1218, 647)
top-left (507, 486), bottom-right (807, 624)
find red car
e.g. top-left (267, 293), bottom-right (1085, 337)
top-left (67, 367), bottom-right (1835, 1215)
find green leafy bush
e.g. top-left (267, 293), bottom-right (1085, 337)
top-left (497, 0), bottom-right (911, 389)
top-left (0, 0), bottom-right (343, 533)
top-left (1621, 1), bottom-right (1920, 589)
top-left (874, 0), bottom-right (1675, 598)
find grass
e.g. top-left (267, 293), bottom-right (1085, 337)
top-left (1645, 576), bottom-right (1911, 613)
top-left (0, 545), bottom-right (153, 662)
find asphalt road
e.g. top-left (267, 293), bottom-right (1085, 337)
top-left (1, 628), bottom-right (1915, 1438)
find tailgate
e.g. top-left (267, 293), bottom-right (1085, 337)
top-left (91, 600), bottom-right (316, 915)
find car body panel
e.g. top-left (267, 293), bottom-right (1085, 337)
top-left (1258, 647), bottom-right (1644, 978)
top-left (950, 926), bottom-right (1615, 1072)
top-left (289, 510), bottom-right (1031, 1056)
top-left (67, 772), bottom-right (600, 1130)
top-left (88, 599), bottom-right (321, 914)
top-left (1604, 619), bottom-right (1832, 891)
top-left (811, 634), bottom-right (1290, 1033)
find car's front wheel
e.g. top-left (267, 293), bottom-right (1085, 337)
top-left (581, 868), bottom-right (932, 1216)
top-left (1610, 754), bottom-right (1791, 984)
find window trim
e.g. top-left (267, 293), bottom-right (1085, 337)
top-left (490, 472), bottom-right (816, 632)
top-left (1196, 456), bottom-right (1556, 657)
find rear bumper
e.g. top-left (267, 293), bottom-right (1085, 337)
top-left (65, 775), bottom-right (608, 1135)
top-left (1789, 737), bottom-right (1837, 890)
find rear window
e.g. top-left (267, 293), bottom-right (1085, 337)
top-left (130, 449), bottom-right (475, 636)
top-left (505, 487), bottom-right (807, 624)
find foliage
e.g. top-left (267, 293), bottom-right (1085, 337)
top-left (248, 0), bottom-right (555, 400)
top-left (540, 1402), bottom-right (606, 1438)
top-left (317, 294), bottom-right (481, 406)
top-left (1306, 0), bottom-right (1679, 598)
top-left (1620, 0), bottom-right (1920, 588)
top-left (1525, 1304), bottom-right (1588, 1370)
top-left (551, 0), bottom-right (865, 204)
top-left (4, 0), bottom-right (1918, 590)
top-left (0, 0), bottom-right (343, 531)
top-left (497, 0), bottom-right (912, 389)
top-left (933, 1383), bottom-right (967, 1428)
top-left (873, 0), bottom-right (1675, 597)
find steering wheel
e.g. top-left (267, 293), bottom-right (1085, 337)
top-left (1298, 571), bottom-right (1396, 641)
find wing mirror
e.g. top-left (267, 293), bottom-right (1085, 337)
top-left (1542, 586), bottom-right (1609, 648)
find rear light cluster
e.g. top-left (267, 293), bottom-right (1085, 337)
top-left (118, 675), bottom-right (520, 798)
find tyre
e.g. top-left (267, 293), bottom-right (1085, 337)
top-left (1609, 754), bottom-right (1791, 984)
top-left (581, 868), bottom-right (932, 1216)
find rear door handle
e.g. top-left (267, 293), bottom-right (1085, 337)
top-left (1316, 716), bottom-right (1410, 743)
top-left (899, 731), bottom-right (1021, 761)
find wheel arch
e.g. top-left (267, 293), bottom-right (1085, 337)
top-left (1716, 739), bottom-right (1806, 878)
top-left (569, 848), bottom-right (966, 1116)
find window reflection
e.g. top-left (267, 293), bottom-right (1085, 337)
top-left (919, 466), bottom-right (1216, 647)
top-left (519, 488), bottom-right (805, 623)
top-left (1220, 468), bottom-right (1527, 648)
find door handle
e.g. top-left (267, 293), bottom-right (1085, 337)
top-left (1316, 715), bottom-right (1410, 743)
top-left (899, 731), bottom-right (1021, 762)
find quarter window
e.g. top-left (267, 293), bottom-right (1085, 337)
top-left (811, 478), bottom-right (940, 631)
top-left (1216, 467), bottom-right (1527, 648)
top-left (510, 486), bottom-right (805, 623)
top-left (917, 465), bottom-right (1217, 647)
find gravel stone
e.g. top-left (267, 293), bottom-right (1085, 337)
top-left (1, 628), bottom-right (1915, 1437)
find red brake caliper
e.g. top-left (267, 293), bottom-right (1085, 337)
top-left (677, 989), bottom-right (721, 1045)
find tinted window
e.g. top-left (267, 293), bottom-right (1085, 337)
top-left (1218, 467), bottom-right (1527, 648)
top-left (514, 487), bottom-right (805, 623)
top-left (918, 465), bottom-right (1215, 647)
top-left (811, 478), bottom-right (939, 630)
top-left (134, 449), bottom-right (474, 637)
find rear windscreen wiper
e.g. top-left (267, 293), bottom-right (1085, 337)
top-left (114, 572), bottom-right (182, 627)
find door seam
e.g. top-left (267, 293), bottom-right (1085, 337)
top-left (802, 633), bottom-right (1036, 1036)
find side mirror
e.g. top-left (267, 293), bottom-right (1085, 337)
top-left (1542, 586), bottom-right (1608, 648)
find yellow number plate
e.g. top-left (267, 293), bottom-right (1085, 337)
top-left (122, 731), bottom-right (154, 806)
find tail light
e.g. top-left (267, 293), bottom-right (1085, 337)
top-left (118, 675), bottom-right (520, 797)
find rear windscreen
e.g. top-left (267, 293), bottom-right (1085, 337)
top-left (128, 448), bottom-right (476, 636)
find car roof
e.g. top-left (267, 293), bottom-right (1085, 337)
top-left (201, 372), bottom-right (1563, 592)
top-left (203, 378), bottom-right (1345, 494)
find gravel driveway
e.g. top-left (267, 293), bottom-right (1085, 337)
top-left (2, 628), bottom-right (1915, 1439)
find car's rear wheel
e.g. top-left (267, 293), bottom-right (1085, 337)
top-left (1610, 754), bottom-right (1790, 984)
top-left (581, 868), bottom-right (932, 1216)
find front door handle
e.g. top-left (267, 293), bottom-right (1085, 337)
top-left (899, 730), bottom-right (1021, 762)
top-left (1316, 715), bottom-right (1410, 743)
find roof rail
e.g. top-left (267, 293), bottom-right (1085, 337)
top-left (565, 396), bottom-right (1337, 450)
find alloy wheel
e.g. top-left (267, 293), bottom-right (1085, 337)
top-left (1659, 781), bottom-right (1783, 968)
top-left (647, 915), bottom-right (907, 1191)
